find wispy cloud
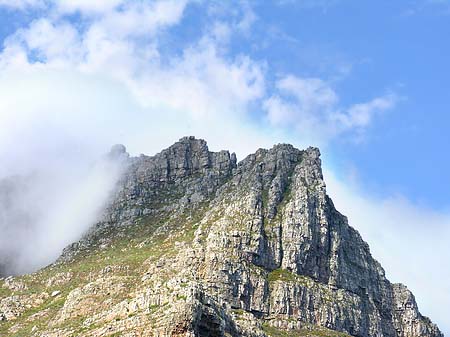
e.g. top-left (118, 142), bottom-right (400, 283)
top-left (263, 74), bottom-right (398, 145)
top-left (402, 0), bottom-right (450, 16)
top-left (276, 0), bottom-right (339, 10)
top-left (0, 0), bottom-right (45, 10)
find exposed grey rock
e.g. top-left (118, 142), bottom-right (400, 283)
top-left (392, 283), bottom-right (441, 337)
top-left (51, 291), bottom-right (61, 297)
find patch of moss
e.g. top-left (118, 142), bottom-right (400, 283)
top-left (149, 304), bottom-right (159, 310)
top-left (232, 308), bottom-right (245, 316)
top-left (262, 322), bottom-right (351, 337)
top-left (176, 294), bottom-right (187, 301)
top-left (109, 333), bottom-right (123, 337)
top-left (261, 189), bottom-right (269, 208)
top-left (268, 268), bottom-right (304, 284)
top-left (267, 269), bottom-right (340, 306)
top-left (0, 285), bottom-right (12, 299)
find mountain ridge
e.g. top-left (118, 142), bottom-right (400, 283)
top-left (0, 136), bottom-right (442, 337)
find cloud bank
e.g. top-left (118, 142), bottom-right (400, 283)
top-left (0, 152), bottom-right (126, 275)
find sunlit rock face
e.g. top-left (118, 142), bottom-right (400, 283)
top-left (0, 137), bottom-right (443, 337)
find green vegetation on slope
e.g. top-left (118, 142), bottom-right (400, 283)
top-left (262, 322), bottom-right (351, 337)
top-left (0, 206), bottom-right (198, 336)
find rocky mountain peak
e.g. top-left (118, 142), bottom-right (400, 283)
top-left (130, 136), bottom-right (237, 182)
top-left (108, 144), bottom-right (130, 159)
top-left (0, 138), bottom-right (443, 337)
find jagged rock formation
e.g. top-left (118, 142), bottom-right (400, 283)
top-left (0, 137), bottom-right (443, 337)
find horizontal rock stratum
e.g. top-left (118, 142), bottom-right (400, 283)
top-left (0, 136), bottom-right (443, 336)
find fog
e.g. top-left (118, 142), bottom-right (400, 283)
top-left (0, 146), bottom-right (127, 276)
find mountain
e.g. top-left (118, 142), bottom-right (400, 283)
top-left (0, 137), bottom-right (443, 337)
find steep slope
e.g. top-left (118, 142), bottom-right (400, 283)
top-left (0, 137), bottom-right (442, 337)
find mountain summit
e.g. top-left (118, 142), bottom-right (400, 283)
top-left (0, 137), bottom-right (442, 337)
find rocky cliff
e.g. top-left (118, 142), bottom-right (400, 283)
top-left (0, 137), bottom-right (443, 337)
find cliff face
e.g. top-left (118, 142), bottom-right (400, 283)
top-left (0, 137), bottom-right (443, 337)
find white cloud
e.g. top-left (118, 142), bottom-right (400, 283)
top-left (276, 0), bottom-right (339, 10)
top-left (2, 2), bottom-right (265, 116)
top-left (333, 94), bottom-right (397, 128)
top-left (402, 0), bottom-right (450, 16)
top-left (325, 168), bottom-right (450, 334)
top-left (236, 1), bottom-right (257, 35)
top-left (1, 0), bottom-right (191, 65)
top-left (0, 0), bottom-right (45, 9)
top-left (267, 76), bottom-right (338, 124)
top-left (264, 74), bottom-right (398, 144)
top-left (21, 19), bottom-right (82, 63)
top-left (84, 0), bottom-right (190, 37)
top-left (55, 0), bottom-right (123, 14)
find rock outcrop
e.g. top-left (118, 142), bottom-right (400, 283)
top-left (0, 137), bottom-right (443, 337)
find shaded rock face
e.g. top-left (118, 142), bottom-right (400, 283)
top-left (1, 137), bottom-right (442, 337)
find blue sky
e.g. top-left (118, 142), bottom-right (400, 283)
top-left (0, 0), bottom-right (449, 334)
top-left (245, 0), bottom-right (450, 207)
